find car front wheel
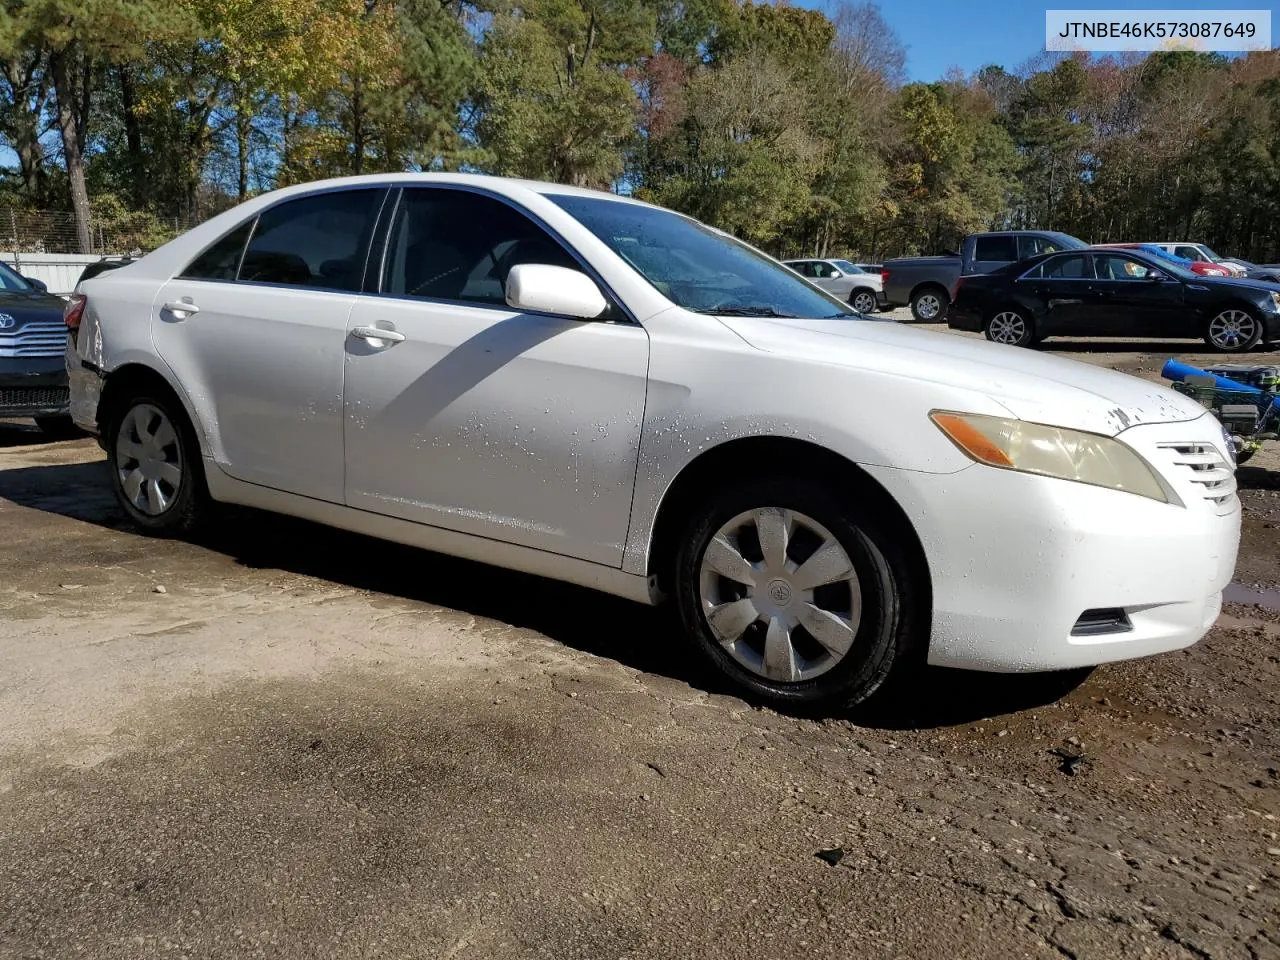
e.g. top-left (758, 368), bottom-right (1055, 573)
top-left (1204, 308), bottom-right (1262, 353)
top-left (675, 477), bottom-right (917, 711)
top-left (107, 393), bottom-right (209, 535)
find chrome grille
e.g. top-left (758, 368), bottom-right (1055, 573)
top-left (0, 319), bottom-right (67, 358)
top-left (1157, 442), bottom-right (1237, 507)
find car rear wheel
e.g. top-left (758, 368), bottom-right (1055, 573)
top-left (1204, 308), bottom-right (1261, 353)
top-left (851, 289), bottom-right (878, 314)
top-left (107, 393), bottom-right (209, 535)
top-left (910, 287), bottom-right (948, 323)
top-left (984, 309), bottom-right (1036, 347)
top-left (674, 477), bottom-right (917, 712)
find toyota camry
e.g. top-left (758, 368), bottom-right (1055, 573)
top-left (66, 174), bottom-right (1240, 711)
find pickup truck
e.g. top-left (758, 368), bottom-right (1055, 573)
top-left (882, 230), bottom-right (1087, 322)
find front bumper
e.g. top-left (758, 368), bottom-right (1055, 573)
top-left (864, 416), bottom-right (1239, 672)
top-left (0, 356), bottom-right (69, 417)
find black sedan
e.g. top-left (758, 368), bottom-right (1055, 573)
top-left (0, 260), bottom-right (75, 433)
top-left (946, 248), bottom-right (1280, 353)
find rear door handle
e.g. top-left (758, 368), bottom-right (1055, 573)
top-left (162, 299), bottom-right (199, 317)
top-left (350, 325), bottom-right (406, 344)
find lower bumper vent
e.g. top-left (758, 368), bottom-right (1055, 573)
top-left (1071, 608), bottom-right (1132, 637)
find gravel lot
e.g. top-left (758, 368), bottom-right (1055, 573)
top-left (1, 323), bottom-right (1277, 959)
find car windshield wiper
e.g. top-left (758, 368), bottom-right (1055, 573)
top-left (692, 305), bottom-right (800, 318)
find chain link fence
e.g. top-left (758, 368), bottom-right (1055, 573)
top-left (0, 205), bottom-right (201, 256)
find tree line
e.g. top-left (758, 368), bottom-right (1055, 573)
top-left (1, 0), bottom-right (1278, 261)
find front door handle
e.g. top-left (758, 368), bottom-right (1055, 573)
top-left (162, 299), bottom-right (199, 317)
top-left (350, 325), bottom-right (406, 344)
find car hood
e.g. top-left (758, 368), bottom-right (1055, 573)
top-left (719, 316), bottom-right (1209, 436)
top-left (0, 289), bottom-right (66, 325)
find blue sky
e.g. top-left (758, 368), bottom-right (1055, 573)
top-left (812, 0), bottom-right (1266, 81)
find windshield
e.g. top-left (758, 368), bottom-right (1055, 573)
top-left (1199, 245), bottom-right (1225, 262)
top-left (832, 260), bottom-right (863, 274)
top-left (546, 194), bottom-right (854, 318)
top-left (0, 260), bottom-right (33, 292)
top-left (1047, 233), bottom-right (1089, 251)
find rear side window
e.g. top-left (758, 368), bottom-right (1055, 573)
top-left (382, 188), bottom-right (578, 306)
top-left (973, 235), bottom-right (1018, 261)
top-left (181, 221), bottom-right (254, 281)
top-left (238, 189), bottom-right (383, 292)
top-left (1024, 253), bottom-right (1085, 280)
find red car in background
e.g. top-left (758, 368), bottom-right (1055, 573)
top-left (1093, 243), bottom-right (1231, 277)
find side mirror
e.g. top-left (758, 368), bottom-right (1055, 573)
top-left (1147, 271), bottom-right (1167, 282)
top-left (505, 263), bottom-right (609, 320)
top-left (26, 277), bottom-right (47, 293)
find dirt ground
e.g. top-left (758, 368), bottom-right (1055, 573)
top-left (1, 326), bottom-right (1277, 960)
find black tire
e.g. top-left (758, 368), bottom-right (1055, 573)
top-left (105, 391), bottom-right (209, 536)
top-left (35, 415), bottom-right (82, 439)
top-left (850, 288), bottom-right (878, 315)
top-left (909, 286), bottom-right (948, 323)
top-left (673, 476), bottom-right (921, 713)
top-left (1203, 307), bottom-right (1263, 353)
top-left (983, 307), bottom-right (1037, 348)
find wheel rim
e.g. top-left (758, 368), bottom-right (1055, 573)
top-left (853, 292), bottom-right (876, 314)
top-left (988, 311), bottom-right (1026, 344)
top-left (916, 294), bottom-right (941, 320)
top-left (1208, 310), bottom-right (1257, 349)
top-left (698, 508), bottom-right (862, 684)
top-left (115, 403), bottom-right (183, 516)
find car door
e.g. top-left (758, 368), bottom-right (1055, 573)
top-left (1088, 253), bottom-right (1185, 338)
top-left (151, 187), bottom-right (387, 503)
top-left (808, 261), bottom-right (843, 295)
top-left (342, 186), bottom-right (650, 567)
top-left (1017, 253), bottom-right (1093, 335)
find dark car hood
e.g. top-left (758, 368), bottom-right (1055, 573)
top-left (1185, 275), bottom-right (1280, 294)
top-left (0, 289), bottom-right (65, 325)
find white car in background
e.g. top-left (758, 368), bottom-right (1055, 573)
top-left (1154, 242), bottom-right (1248, 278)
top-left (783, 258), bottom-right (884, 314)
top-left (66, 174), bottom-right (1239, 711)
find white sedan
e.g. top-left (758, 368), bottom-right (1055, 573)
top-left (65, 174), bottom-right (1240, 711)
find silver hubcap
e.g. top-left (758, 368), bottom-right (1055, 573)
top-left (988, 311), bottom-right (1026, 344)
top-left (698, 508), bottom-right (862, 683)
top-left (916, 294), bottom-right (941, 320)
top-left (116, 403), bottom-right (182, 516)
top-left (853, 292), bottom-right (876, 314)
top-left (1208, 310), bottom-right (1257, 349)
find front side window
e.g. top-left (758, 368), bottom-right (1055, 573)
top-left (382, 189), bottom-right (579, 306)
top-left (812, 261), bottom-right (837, 278)
top-left (1019, 235), bottom-right (1065, 258)
top-left (238, 189), bottom-right (383, 292)
top-left (1174, 245), bottom-right (1204, 262)
top-left (546, 194), bottom-right (853, 318)
top-left (974, 235), bottom-right (1018, 262)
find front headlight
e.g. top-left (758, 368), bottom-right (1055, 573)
top-left (930, 411), bottom-right (1176, 504)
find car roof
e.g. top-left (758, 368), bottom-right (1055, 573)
top-left (229, 172), bottom-right (661, 211)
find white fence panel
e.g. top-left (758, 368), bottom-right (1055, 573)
top-left (0, 252), bottom-right (101, 296)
